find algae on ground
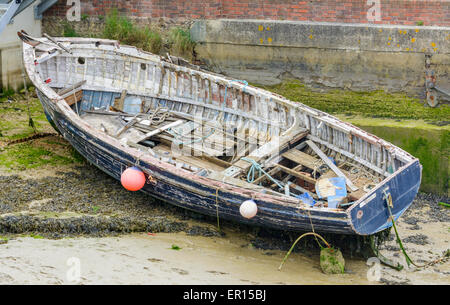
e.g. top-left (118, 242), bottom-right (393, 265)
top-left (0, 95), bottom-right (48, 141)
top-left (259, 79), bottom-right (449, 123)
top-left (0, 94), bottom-right (84, 170)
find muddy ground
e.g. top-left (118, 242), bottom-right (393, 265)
top-left (0, 135), bottom-right (448, 285)
top-left (0, 95), bottom-right (449, 285)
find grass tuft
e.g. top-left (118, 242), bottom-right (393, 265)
top-left (168, 27), bottom-right (196, 60)
top-left (103, 9), bottom-right (162, 54)
top-left (62, 21), bottom-right (78, 37)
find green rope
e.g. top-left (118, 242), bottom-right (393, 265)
top-left (278, 232), bottom-right (331, 271)
top-left (369, 235), bottom-right (404, 271)
top-left (384, 190), bottom-right (449, 269)
top-left (241, 157), bottom-right (283, 189)
top-left (438, 202), bottom-right (450, 208)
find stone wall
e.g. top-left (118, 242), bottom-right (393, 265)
top-left (44, 0), bottom-right (450, 27)
top-left (191, 20), bottom-right (450, 95)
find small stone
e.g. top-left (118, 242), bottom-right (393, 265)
top-left (320, 247), bottom-right (345, 274)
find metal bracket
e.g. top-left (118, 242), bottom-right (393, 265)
top-left (382, 188), bottom-right (393, 208)
top-left (425, 54), bottom-right (450, 108)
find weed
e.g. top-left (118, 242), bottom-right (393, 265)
top-left (0, 144), bottom-right (76, 169)
top-left (171, 244), bottom-right (182, 250)
top-left (103, 9), bottom-right (162, 54)
top-left (30, 234), bottom-right (44, 239)
top-left (62, 21), bottom-right (78, 37)
top-left (168, 27), bottom-right (196, 60)
top-left (0, 88), bottom-right (15, 99)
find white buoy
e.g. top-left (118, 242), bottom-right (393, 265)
top-left (240, 200), bottom-right (258, 219)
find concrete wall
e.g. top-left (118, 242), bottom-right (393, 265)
top-left (44, 0), bottom-right (450, 27)
top-left (0, 2), bottom-right (42, 91)
top-left (191, 19), bottom-right (450, 95)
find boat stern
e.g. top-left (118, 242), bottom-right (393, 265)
top-left (348, 160), bottom-right (422, 235)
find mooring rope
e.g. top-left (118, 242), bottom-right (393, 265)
top-left (215, 187), bottom-right (221, 233)
top-left (384, 190), bottom-right (450, 269)
top-left (6, 132), bottom-right (58, 146)
top-left (278, 232), bottom-right (331, 271)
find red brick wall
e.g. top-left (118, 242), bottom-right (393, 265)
top-left (45, 0), bottom-right (450, 27)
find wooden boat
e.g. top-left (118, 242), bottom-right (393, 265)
top-left (20, 33), bottom-right (422, 235)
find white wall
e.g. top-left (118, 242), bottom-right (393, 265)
top-left (1, 1), bottom-right (42, 91)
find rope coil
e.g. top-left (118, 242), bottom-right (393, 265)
top-left (241, 157), bottom-right (283, 189)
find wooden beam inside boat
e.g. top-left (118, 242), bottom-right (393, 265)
top-left (275, 164), bottom-right (316, 185)
top-left (306, 140), bottom-right (358, 192)
top-left (282, 148), bottom-right (322, 170)
top-left (136, 120), bottom-right (185, 143)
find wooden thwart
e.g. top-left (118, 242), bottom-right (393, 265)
top-left (58, 80), bottom-right (86, 106)
top-left (282, 148), bottom-right (322, 170)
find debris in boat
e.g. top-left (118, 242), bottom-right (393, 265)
top-left (114, 113), bottom-right (140, 137)
top-left (136, 119), bottom-right (184, 143)
top-left (121, 167), bottom-right (146, 191)
top-left (316, 177), bottom-right (347, 209)
top-left (296, 192), bottom-right (316, 207)
top-left (306, 140), bottom-right (358, 192)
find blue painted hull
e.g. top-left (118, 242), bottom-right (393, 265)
top-left (36, 90), bottom-right (421, 235)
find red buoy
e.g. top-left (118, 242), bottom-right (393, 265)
top-left (121, 167), bottom-right (146, 191)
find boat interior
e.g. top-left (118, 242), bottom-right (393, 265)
top-left (30, 39), bottom-right (412, 210)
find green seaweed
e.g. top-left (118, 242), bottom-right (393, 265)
top-left (320, 247), bottom-right (345, 274)
top-left (171, 244), bottom-right (182, 250)
top-left (258, 79), bottom-right (449, 123)
top-left (30, 234), bottom-right (44, 239)
top-left (0, 144), bottom-right (77, 170)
